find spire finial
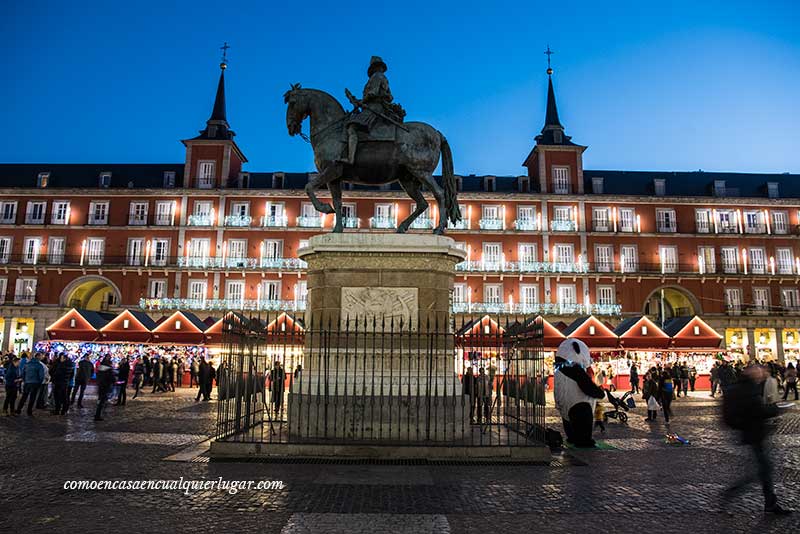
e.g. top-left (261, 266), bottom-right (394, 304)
top-left (544, 45), bottom-right (554, 76)
top-left (220, 42), bottom-right (230, 70)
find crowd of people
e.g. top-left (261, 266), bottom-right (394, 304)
top-left (1, 350), bottom-right (219, 422)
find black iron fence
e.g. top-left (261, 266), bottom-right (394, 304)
top-left (215, 313), bottom-right (546, 448)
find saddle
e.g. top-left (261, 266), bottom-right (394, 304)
top-left (357, 122), bottom-right (396, 142)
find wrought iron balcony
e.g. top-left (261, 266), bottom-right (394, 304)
top-left (187, 214), bottom-right (214, 226)
top-left (550, 220), bottom-right (577, 232)
top-left (297, 215), bottom-right (324, 228)
top-left (128, 216), bottom-right (148, 226)
top-left (261, 215), bottom-right (289, 228)
top-left (478, 218), bottom-right (504, 230)
top-left (139, 297), bottom-right (307, 312)
top-left (696, 221), bottom-right (712, 233)
top-left (455, 260), bottom-right (589, 274)
top-left (410, 217), bottom-right (434, 229)
top-left (451, 302), bottom-right (621, 316)
top-left (718, 224), bottom-right (738, 234)
top-left (744, 224), bottom-right (767, 234)
top-left (341, 217), bottom-right (360, 228)
top-left (447, 218), bottom-right (469, 230)
top-left (514, 219), bottom-right (539, 231)
top-left (224, 215), bottom-right (252, 227)
top-left (13, 294), bottom-right (37, 306)
top-left (370, 216), bottom-right (395, 229)
top-left (176, 257), bottom-right (306, 270)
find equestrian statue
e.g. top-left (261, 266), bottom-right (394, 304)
top-left (284, 56), bottom-right (462, 234)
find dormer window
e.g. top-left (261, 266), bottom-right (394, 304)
top-left (767, 182), bottom-right (779, 199)
top-left (272, 172), bottom-right (285, 189)
top-left (237, 172), bottom-right (250, 189)
top-left (553, 130), bottom-right (563, 144)
top-left (37, 173), bottom-right (50, 188)
top-left (484, 176), bottom-right (496, 192)
top-left (713, 180), bottom-right (726, 197)
top-left (653, 178), bottom-right (666, 197)
top-left (99, 173), bottom-right (111, 188)
top-left (592, 177), bottom-right (604, 194)
top-left (517, 176), bottom-right (530, 193)
top-left (163, 171), bottom-right (176, 188)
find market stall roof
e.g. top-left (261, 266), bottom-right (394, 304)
top-left (150, 310), bottom-right (207, 344)
top-left (513, 315), bottom-right (565, 347)
top-left (98, 309), bottom-right (156, 342)
top-left (615, 316), bottom-right (671, 349)
top-left (664, 316), bottom-right (722, 348)
top-left (563, 315), bottom-right (618, 348)
top-left (203, 311), bottom-right (249, 344)
top-left (266, 312), bottom-right (305, 334)
top-left (46, 308), bottom-right (114, 341)
top-left (457, 315), bottom-right (505, 337)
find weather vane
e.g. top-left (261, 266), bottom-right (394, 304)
top-left (544, 45), bottom-right (554, 75)
top-left (220, 42), bottom-right (230, 69)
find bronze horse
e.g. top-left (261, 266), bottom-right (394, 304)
top-left (284, 85), bottom-right (461, 234)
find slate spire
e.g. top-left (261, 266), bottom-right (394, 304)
top-left (535, 47), bottom-right (574, 146)
top-left (196, 47), bottom-right (235, 140)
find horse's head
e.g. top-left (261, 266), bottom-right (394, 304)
top-left (283, 83), bottom-right (307, 137)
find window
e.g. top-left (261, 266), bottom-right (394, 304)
top-left (482, 242), bottom-right (502, 268)
top-left (37, 172), bottom-right (49, 188)
top-left (725, 287), bottom-right (742, 313)
top-left (553, 243), bottom-right (574, 266)
top-left (483, 283), bottom-right (502, 304)
top-left (482, 205), bottom-right (501, 221)
top-left (261, 280), bottom-right (281, 301)
top-left (151, 239), bottom-right (169, 266)
top-left (591, 176), bottom-right (604, 194)
top-left (520, 285), bottom-right (538, 307)
top-left (721, 247), bottom-right (738, 274)
top-left (771, 211), bottom-right (788, 234)
top-left (618, 208), bottom-right (635, 232)
top-left (163, 171), bottom-right (176, 188)
top-left (695, 209), bottom-right (712, 233)
top-left (261, 240), bottom-right (283, 266)
top-left (372, 203), bottom-right (394, 228)
top-left (188, 280), bottom-right (208, 302)
top-left (272, 173), bottom-right (285, 189)
top-left (197, 161), bottom-right (215, 188)
top-left (0, 201), bottom-right (18, 224)
top-left (14, 277), bottom-right (37, 304)
top-left (655, 209), bottom-right (676, 232)
top-left (592, 207), bottom-right (611, 231)
top-left (295, 280), bottom-right (308, 302)
top-left (88, 201), bottom-right (109, 225)
top-left (48, 237), bottom-right (65, 265)
top-left (594, 245), bottom-right (613, 272)
top-left (226, 239), bottom-right (248, 267)
top-left (226, 280), bottom-right (246, 307)
top-left (86, 238), bottom-right (105, 265)
top-left (516, 206), bottom-right (536, 230)
top-left (25, 202), bottom-right (46, 224)
top-left (99, 173), bottom-right (111, 188)
top-left (129, 202), bottom-right (148, 225)
top-left (193, 201), bottom-right (212, 217)
top-left (743, 211), bottom-right (764, 234)
top-left (298, 239), bottom-right (310, 250)
top-left (0, 237), bottom-right (11, 264)
top-left (653, 178), bottom-right (666, 196)
top-left (749, 247), bottom-right (766, 274)
top-left (23, 237), bottom-right (42, 264)
top-left (148, 279), bottom-right (167, 299)
top-left (154, 201), bottom-right (175, 225)
top-left (597, 285), bottom-right (615, 306)
top-left (698, 246), bottom-right (715, 274)
top-left (551, 206), bottom-right (574, 231)
top-left (518, 176), bottom-right (530, 193)
top-left (620, 245), bottom-right (638, 272)
top-left (659, 245), bottom-right (678, 273)
top-left (231, 202), bottom-right (250, 217)
top-left (781, 288), bottom-right (800, 311)
top-left (717, 210), bottom-right (737, 233)
top-left (557, 284), bottom-right (577, 306)
top-left (776, 248), bottom-right (793, 275)
top-left (188, 238), bottom-right (211, 267)
top-left (453, 283), bottom-right (467, 304)
top-left (0, 278), bottom-right (6, 304)
top-left (127, 238), bottom-right (144, 266)
top-left (264, 202), bottom-right (287, 227)
top-left (483, 176), bottom-right (496, 192)
top-left (752, 288), bottom-right (770, 311)
top-left (51, 201), bottom-right (70, 225)
top-left (518, 243), bottom-right (537, 266)
top-left (552, 166), bottom-right (570, 194)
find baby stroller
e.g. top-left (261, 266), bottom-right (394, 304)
top-left (604, 390), bottom-right (634, 424)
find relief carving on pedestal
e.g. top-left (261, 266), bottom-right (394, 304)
top-left (341, 287), bottom-right (418, 330)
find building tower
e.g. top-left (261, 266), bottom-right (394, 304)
top-left (181, 45), bottom-right (247, 189)
top-left (522, 48), bottom-right (587, 194)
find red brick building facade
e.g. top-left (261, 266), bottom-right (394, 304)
top-left (1, 63), bottom-right (798, 361)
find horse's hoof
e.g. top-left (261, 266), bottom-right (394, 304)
top-left (396, 227), bottom-right (408, 234)
top-left (433, 228), bottom-right (445, 235)
top-left (318, 204), bottom-right (334, 214)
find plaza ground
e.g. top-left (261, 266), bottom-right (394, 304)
top-left (1, 387), bottom-right (798, 533)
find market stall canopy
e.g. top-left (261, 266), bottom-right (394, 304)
top-left (150, 310), bottom-right (208, 344)
top-left (457, 315), bottom-right (506, 347)
top-left (664, 316), bottom-right (722, 348)
top-left (615, 316), bottom-right (670, 349)
top-left (266, 312), bottom-right (305, 334)
top-left (203, 311), bottom-right (249, 344)
top-left (563, 315), bottom-right (618, 348)
top-left (511, 315), bottom-right (565, 347)
top-left (99, 309), bottom-right (156, 342)
top-left (46, 308), bottom-right (114, 341)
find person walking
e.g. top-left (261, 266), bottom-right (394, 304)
top-left (94, 355), bottom-right (114, 421)
top-left (461, 366), bottom-right (476, 423)
top-left (629, 362), bottom-right (640, 395)
top-left (659, 369), bottom-right (675, 424)
top-left (132, 357), bottom-right (145, 399)
top-left (115, 356), bottom-right (130, 406)
top-left (176, 358), bottom-right (185, 388)
top-left (722, 365), bottom-right (791, 515)
top-left (679, 362), bottom-right (690, 398)
top-left (35, 355), bottom-right (51, 410)
top-left (719, 360), bottom-right (737, 395)
top-left (782, 363), bottom-right (798, 401)
top-left (3, 356), bottom-right (20, 415)
top-left (475, 367), bottom-right (492, 431)
top-left (689, 364), bottom-right (698, 392)
top-left (50, 353), bottom-right (74, 415)
top-left (268, 361), bottom-right (286, 414)
top-left (643, 372), bottom-right (661, 422)
top-left (16, 353), bottom-right (45, 416)
top-left (196, 357), bottom-right (216, 402)
top-left (763, 364), bottom-right (780, 406)
top-left (190, 358), bottom-right (199, 388)
top-left (151, 358), bottom-right (164, 393)
top-left (169, 358), bottom-right (177, 391)
top-left (70, 354), bottom-right (94, 408)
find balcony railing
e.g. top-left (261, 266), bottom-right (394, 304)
top-left (139, 297), bottom-right (307, 312)
top-left (87, 218), bottom-right (108, 226)
top-left (341, 217), bottom-right (360, 229)
top-left (13, 294), bottom-right (37, 306)
top-left (726, 305), bottom-right (800, 316)
top-left (550, 220), bottom-right (577, 232)
top-left (656, 224), bottom-right (677, 233)
top-left (514, 219), bottom-right (539, 231)
top-left (456, 260), bottom-right (589, 274)
top-left (478, 218), bottom-right (504, 230)
top-left (744, 224), bottom-right (767, 234)
top-left (261, 215), bottom-right (289, 228)
top-left (718, 224), bottom-right (738, 234)
top-left (297, 215), bottom-right (324, 228)
top-left (370, 216), bottom-right (395, 229)
top-left (128, 216), bottom-right (148, 226)
top-left (410, 217), bottom-right (434, 229)
top-left (25, 217), bottom-right (45, 225)
top-left (188, 214), bottom-right (214, 226)
top-left (452, 302), bottom-right (621, 316)
top-left (448, 218), bottom-right (469, 230)
top-left (154, 216), bottom-right (173, 226)
top-left (224, 215), bottom-right (252, 227)
top-left (176, 257), bottom-right (307, 270)
top-left (696, 221), bottom-right (711, 233)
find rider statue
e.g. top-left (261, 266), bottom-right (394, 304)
top-left (340, 56), bottom-right (406, 165)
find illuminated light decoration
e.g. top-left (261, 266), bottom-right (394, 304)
top-left (620, 253), bottom-right (626, 274)
top-left (467, 205), bottom-right (473, 229)
top-left (731, 334), bottom-right (738, 345)
top-left (210, 207), bottom-right (216, 226)
top-left (636, 214), bottom-right (642, 233)
top-left (32, 241), bottom-right (40, 266)
top-left (764, 209), bottom-right (771, 234)
top-left (394, 203), bottom-right (399, 227)
top-left (508, 294), bottom-right (513, 308)
top-left (502, 205), bottom-right (507, 230)
top-left (770, 256), bottom-right (775, 276)
top-left (484, 324), bottom-right (490, 335)
top-left (796, 257), bottom-right (800, 275)
top-left (66, 203), bottom-right (72, 225)
top-left (742, 249), bottom-right (748, 275)
top-left (80, 239), bottom-right (87, 266)
top-left (467, 289), bottom-right (473, 313)
top-left (256, 283), bottom-right (262, 306)
top-left (185, 240), bottom-right (191, 265)
top-left (693, 325), bottom-right (700, 336)
top-left (612, 207), bottom-right (618, 232)
top-left (260, 241), bottom-right (266, 267)
top-left (759, 334), bottom-right (766, 344)
top-left (736, 210), bottom-right (743, 233)
top-left (712, 208), bottom-right (718, 233)
top-left (552, 245), bottom-right (557, 263)
top-left (144, 240), bottom-right (151, 267)
top-left (537, 212), bottom-right (542, 231)
top-left (573, 205), bottom-right (578, 229)
top-left (467, 245), bottom-right (472, 263)
top-left (698, 254), bottom-right (705, 275)
top-left (501, 252), bottom-right (507, 271)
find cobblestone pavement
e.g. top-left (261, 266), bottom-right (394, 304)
top-left (0, 386), bottom-right (798, 533)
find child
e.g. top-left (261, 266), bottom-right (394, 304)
top-left (593, 402), bottom-right (606, 433)
top-left (646, 392), bottom-right (660, 422)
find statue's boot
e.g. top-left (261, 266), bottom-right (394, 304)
top-left (337, 128), bottom-right (358, 165)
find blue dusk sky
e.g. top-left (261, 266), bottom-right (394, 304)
top-left (1, 0), bottom-right (798, 175)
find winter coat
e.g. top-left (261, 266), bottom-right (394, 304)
top-left (51, 359), bottom-right (75, 385)
top-left (785, 368), bottom-right (798, 384)
top-left (461, 372), bottom-right (475, 395)
top-left (763, 376), bottom-right (779, 405)
top-left (4, 364), bottom-right (19, 389)
top-left (76, 359), bottom-right (94, 383)
top-left (22, 359), bottom-right (45, 384)
top-left (117, 360), bottom-right (130, 383)
top-left (95, 362), bottom-right (115, 394)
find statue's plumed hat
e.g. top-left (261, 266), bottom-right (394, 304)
top-left (368, 56), bottom-right (388, 76)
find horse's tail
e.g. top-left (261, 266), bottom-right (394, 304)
top-left (439, 132), bottom-right (461, 224)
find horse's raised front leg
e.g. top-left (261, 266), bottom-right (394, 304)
top-left (329, 179), bottom-right (344, 233)
top-left (304, 165), bottom-right (342, 215)
top-left (416, 172), bottom-right (447, 234)
top-left (396, 175), bottom-right (429, 234)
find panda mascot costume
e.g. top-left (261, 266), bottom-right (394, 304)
top-left (554, 338), bottom-right (605, 448)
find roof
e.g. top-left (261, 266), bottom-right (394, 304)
top-left (125, 310), bottom-right (157, 330)
top-left (0, 163), bottom-right (184, 189)
top-left (662, 316), bottom-right (694, 337)
top-left (73, 309), bottom-right (116, 329)
top-left (613, 316), bottom-right (641, 336)
top-left (179, 310), bottom-right (211, 332)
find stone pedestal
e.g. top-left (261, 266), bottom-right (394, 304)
top-left (289, 233), bottom-right (469, 443)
